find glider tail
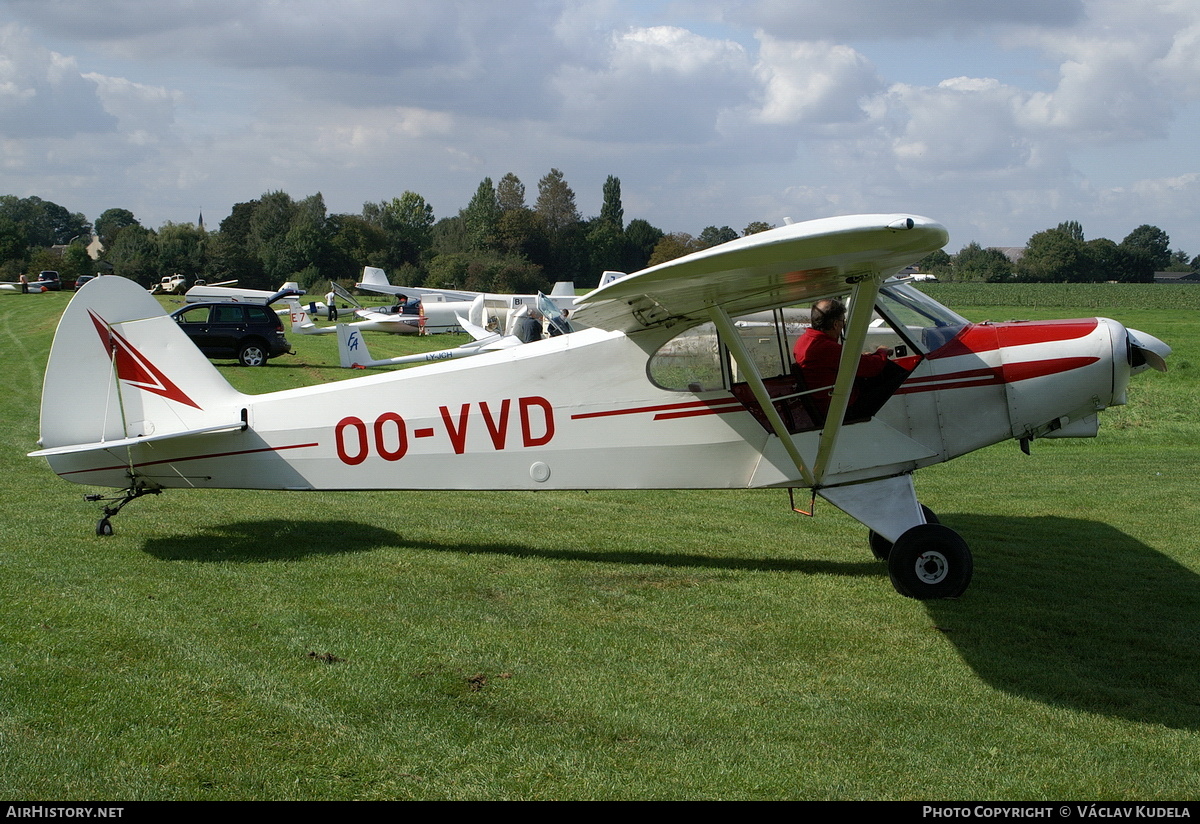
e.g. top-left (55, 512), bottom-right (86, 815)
top-left (35, 276), bottom-right (247, 466)
top-left (283, 299), bottom-right (333, 335)
top-left (337, 323), bottom-right (375, 368)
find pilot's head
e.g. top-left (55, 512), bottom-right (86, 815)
top-left (811, 298), bottom-right (846, 333)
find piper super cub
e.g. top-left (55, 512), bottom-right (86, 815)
top-left (30, 214), bottom-right (1170, 599)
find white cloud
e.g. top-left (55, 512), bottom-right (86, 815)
top-left (883, 77), bottom-right (1036, 174)
top-left (552, 25), bottom-right (753, 141)
top-left (752, 35), bottom-right (882, 124)
top-left (82, 73), bottom-right (180, 135)
top-left (0, 24), bottom-right (115, 138)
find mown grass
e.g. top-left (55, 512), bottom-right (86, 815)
top-left (0, 284), bottom-right (1196, 799)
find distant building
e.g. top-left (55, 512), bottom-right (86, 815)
top-left (1153, 271), bottom-right (1200, 284)
top-left (991, 247), bottom-right (1025, 264)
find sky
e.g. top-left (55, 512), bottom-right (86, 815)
top-left (3, 0), bottom-right (1200, 257)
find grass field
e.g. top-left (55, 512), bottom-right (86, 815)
top-left (0, 285), bottom-right (1197, 800)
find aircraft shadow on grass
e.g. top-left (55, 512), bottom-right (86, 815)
top-left (142, 513), bottom-right (1200, 729)
top-left (140, 517), bottom-right (881, 575)
top-left (925, 513), bottom-right (1200, 731)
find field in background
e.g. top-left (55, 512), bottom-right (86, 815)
top-left (0, 283), bottom-right (1196, 800)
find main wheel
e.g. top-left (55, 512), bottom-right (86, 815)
top-left (96, 518), bottom-right (114, 537)
top-left (868, 505), bottom-right (939, 560)
top-left (887, 523), bottom-right (972, 599)
top-left (238, 342), bottom-right (267, 367)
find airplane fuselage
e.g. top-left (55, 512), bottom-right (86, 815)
top-left (45, 313), bottom-right (1131, 495)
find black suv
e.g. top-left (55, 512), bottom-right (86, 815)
top-left (170, 302), bottom-right (292, 366)
top-left (34, 270), bottom-right (62, 291)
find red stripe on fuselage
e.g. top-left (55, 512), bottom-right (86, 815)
top-left (927, 319), bottom-right (1098, 361)
top-left (571, 398), bottom-right (742, 420)
top-left (896, 357), bottom-right (1099, 394)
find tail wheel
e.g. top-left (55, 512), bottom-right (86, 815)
top-left (887, 523), bottom-right (972, 599)
top-left (868, 505), bottom-right (939, 560)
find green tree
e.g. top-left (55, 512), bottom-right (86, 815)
top-left (327, 213), bottom-right (388, 275)
top-left (496, 207), bottom-right (549, 263)
top-left (621, 218), bottom-right (663, 273)
top-left (1121, 225), bottom-right (1171, 272)
top-left (156, 222), bottom-right (206, 280)
top-left (953, 242), bottom-right (1012, 282)
top-left (57, 243), bottom-right (94, 283)
top-left (647, 233), bottom-right (702, 266)
top-left (600, 175), bottom-right (623, 230)
top-left (95, 208), bottom-right (140, 252)
top-left (425, 252), bottom-right (471, 289)
top-left (698, 226), bottom-right (738, 248)
top-left (535, 169), bottom-right (583, 281)
top-left (462, 178), bottom-right (500, 252)
top-left (0, 195), bottom-right (90, 248)
top-left (1018, 229), bottom-right (1086, 282)
top-left (1166, 250), bottom-right (1191, 272)
top-left (431, 215), bottom-right (470, 256)
top-left (535, 169), bottom-right (580, 233)
top-left (743, 221), bottom-right (774, 236)
top-left (207, 201), bottom-right (263, 285)
top-left (363, 192), bottom-right (435, 269)
top-left (586, 218), bottom-right (624, 280)
top-left (917, 248), bottom-right (952, 279)
top-left (0, 213), bottom-right (26, 271)
top-left (1056, 220), bottom-right (1085, 242)
top-left (497, 173), bottom-right (526, 212)
top-left (104, 224), bottom-right (159, 286)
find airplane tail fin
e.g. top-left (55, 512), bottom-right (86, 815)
top-left (35, 275), bottom-right (247, 461)
top-left (283, 299), bottom-right (333, 335)
top-left (361, 266), bottom-right (390, 287)
top-left (336, 323), bottom-right (374, 368)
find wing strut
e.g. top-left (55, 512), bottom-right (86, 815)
top-left (811, 276), bottom-right (883, 483)
top-left (707, 306), bottom-right (816, 489)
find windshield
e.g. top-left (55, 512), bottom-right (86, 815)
top-left (875, 283), bottom-right (970, 354)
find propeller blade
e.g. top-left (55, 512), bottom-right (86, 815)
top-left (1128, 328), bottom-right (1170, 373)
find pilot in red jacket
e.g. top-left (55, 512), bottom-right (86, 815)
top-left (793, 298), bottom-right (892, 418)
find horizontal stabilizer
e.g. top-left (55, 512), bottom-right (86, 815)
top-left (30, 419), bottom-right (246, 457)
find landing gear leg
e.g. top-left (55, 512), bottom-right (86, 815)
top-left (83, 483), bottom-right (161, 536)
top-left (868, 504), bottom-right (939, 560)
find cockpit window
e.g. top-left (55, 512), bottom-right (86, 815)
top-left (647, 322), bottom-right (727, 392)
top-left (876, 284), bottom-right (969, 355)
top-left (647, 284), bottom-right (968, 393)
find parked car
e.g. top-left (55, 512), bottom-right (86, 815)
top-left (34, 270), bottom-right (62, 291)
top-left (169, 301), bottom-right (292, 366)
top-left (74, 273), bottom-right (98, 290)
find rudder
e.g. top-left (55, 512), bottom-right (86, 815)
top-left (38, 276), bottom-right (247, 454)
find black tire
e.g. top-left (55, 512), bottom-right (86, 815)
top-left (868, 505), bottom-right (939, 561)
top-left (96, 518), bottom-right (114, 537)
top-left (887, 523), bottom-right (972, 599)
top-left (238, 342), bottom-right (267, 367)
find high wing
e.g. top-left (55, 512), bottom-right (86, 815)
top-left (356, 266), bottom-right (478, 303)
top-left (572, 214), bottom-right (947, 334)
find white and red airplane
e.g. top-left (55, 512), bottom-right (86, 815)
top-left (29, 214), bottom-right (1169, 599)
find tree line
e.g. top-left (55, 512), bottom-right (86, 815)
top-left (5, 183), bottom-right (1190, 290)
top-left (918, 221), bottom-right (1192, 283)
top-left (0, 171), bottom-right (772, 292)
